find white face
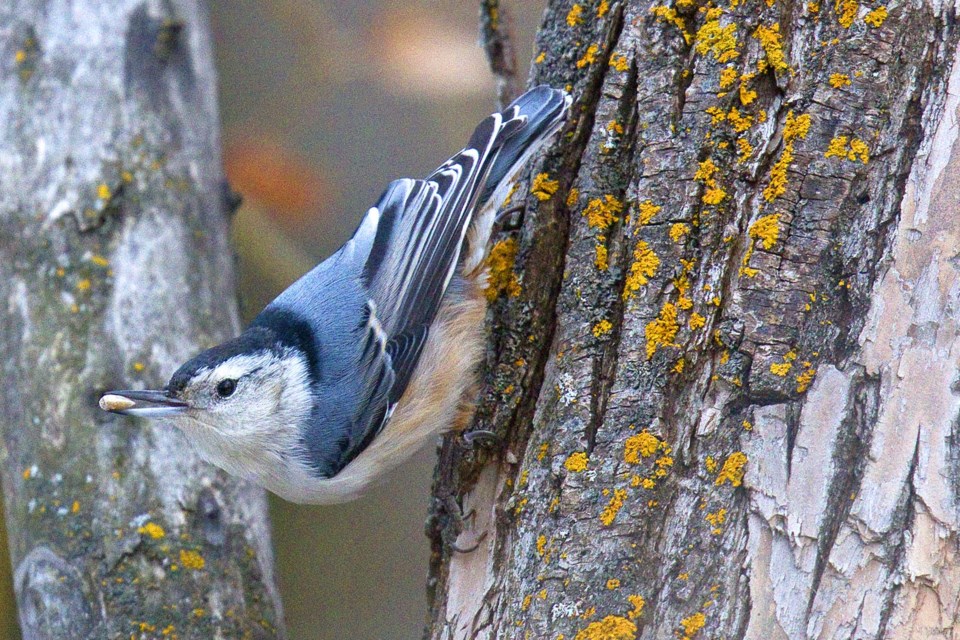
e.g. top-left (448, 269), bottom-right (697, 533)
top-left (175, 351), bottom-right (312, 436)
top-left (163, 350), bottom-right (315, 485)
top-left (100, 347), bottom-right (316, 491)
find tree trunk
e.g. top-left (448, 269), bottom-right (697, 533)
top-left (428, 1), bottom-right (960, 638)
top-left (0, 2), bottom-right (284, 638)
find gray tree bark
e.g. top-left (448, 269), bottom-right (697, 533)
top-left (428, 1), bottom-right (960, 638)
top-left (0, 2), bottom-right (284, 638)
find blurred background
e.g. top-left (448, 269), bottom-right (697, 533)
top-left (0, 2), bottom-right (545, 639)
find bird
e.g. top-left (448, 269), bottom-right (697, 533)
top-left (99, 86), bottom-right (571, 504)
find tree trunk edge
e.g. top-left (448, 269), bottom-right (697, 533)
top-left (0, 1), bottom-right (285, 638)
top-left (428, 1), bottom-right (960, 639)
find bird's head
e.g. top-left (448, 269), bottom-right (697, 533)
top-left (100, 328), bottom-right (313, 448)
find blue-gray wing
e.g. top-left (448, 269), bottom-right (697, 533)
top-left (338, 111), bottom-right (525, 466)
top-left (284, 87), bottom-right (570, 474)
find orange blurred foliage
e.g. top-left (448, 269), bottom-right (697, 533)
top-left (224, 132), bottom-right (330, 224)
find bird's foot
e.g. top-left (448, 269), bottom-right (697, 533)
top-left (450, 530), bottom-right (488, 554)
top-left (495, 204), bottom-right (526, 231)
top-left (461, 429), bottom-right (500, 449)
top-left (440, 495), bottom-right (487, 554)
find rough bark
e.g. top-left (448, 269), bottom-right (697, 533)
top-left (480, 0), bottom-right (521, 108)
top-left (428, 1), bottom-right (960, 638)
top-left (0, 2), bottom-right (284, 638)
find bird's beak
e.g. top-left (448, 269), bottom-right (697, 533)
top-left (99, 389), bottom-right (188, 418)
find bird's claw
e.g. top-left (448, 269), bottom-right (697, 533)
top-left (440, 495), bottom-right (486, 554)
top-left (450, 530), bottom-right (488, 554)
top-left (495, 204), bottom-right (526, 231)
top-left (461, 429), bottom-right (500, 449)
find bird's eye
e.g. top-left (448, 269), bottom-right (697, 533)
top-left (216, 379), bottom-right (237, 398)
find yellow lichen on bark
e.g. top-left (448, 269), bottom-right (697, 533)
top-left (848, 138), bottom-right (870, 162)
top-left (763, 111), bottom-right (810, 202)
top-left (584, 195), bottom-right (624, 230)
top-left (532, 172), bottom-right (560, 200)
top-left (715, 452), bottom-right (748, 487)
top-left (624, 431), bottom-right (661, 463)
top-left (835, 0), bottom-right (859, 28)
top-left (770, 362), bottom-right (792, 376)
top-left (749, 213), bottom-right (781, 250)
top-left (740, 213), bottom-right (781, 277)
top-left (599, 488), bottom-right (628, 525)
top-left (864, 6), bottom-right (888, 27)
top-left (138, 522), bottom-right (165, 539)
top-left (485, 238), bottom-right (522, 301)
top-left (593, 319), bottom-right (613, 337)
top-left (595, 243), bottom-right (609, 271)
top-left (651, 6), bottom-right (692, 44)
top-left (680, 612), bottom-right (706, 638)
top-left (705, 508), bottom-right (727, 534)
top-left (719, 66), bottom-right (738, 89)
top-left (636, 200), bottom-right (661, 225)
top-left (764, 146), bottom-right (794, 202)
top-left (669, 223), bottom-right (690, 242)
top-left (644, 303), bottom-right (679, 358)
top-left (609, 53), bottom-right (629, 72)
top-left (574, 615), bottom-right (637, 640)
top-left (769, 348), bottom-right (797, 376)
top-left (694, 158), bottom-right (718, 182)
top-left (739, 73), bottom-right (757, 105)
top-left (753, 23), bottom-right (789, 72)
top-left (694, 158), bottom-right (727, 205)
top-left (706, 106), bottom-right (726, 126)
top-left (695, 9), bottom-right (739, 63)
top-left (565, 452), bottom-right (589, 472)
top-left (826, 135), bottom-right (870, 163)
top-left (622, 240), bottom-right (660, 300)
top-left (705, 456), bottom-right (718, 473)
top-left (179, 549), bottom-right (205, 570)
top-left (577, 44), bottom-right (600, 68)
top-left (784, 111), bottom-right (812, 142)
top-left (796, 367), bottom-right (817, 392)
top-left (726, 108), bottom-right (753, 133)
top-left (502, 182), bottom-right (520, 207)
top-left (829, 73), bottom-right (851, 88)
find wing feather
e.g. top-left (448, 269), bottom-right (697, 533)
top-left (325, 88), bottom-right (568, 472)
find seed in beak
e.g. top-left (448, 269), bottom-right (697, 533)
top-left (99, 394), bottom-right (136, 412)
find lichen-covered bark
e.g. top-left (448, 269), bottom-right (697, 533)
top-left (0, 2), bottom-right (284, 638)
top-left (428, 1), bottom-right (960, 638)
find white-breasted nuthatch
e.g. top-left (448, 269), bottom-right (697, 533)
top-left (100, 86), bottom-right (570, 504)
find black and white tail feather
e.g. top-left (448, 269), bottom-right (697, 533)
top-left (337, 86), bottom-right (570, 469)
